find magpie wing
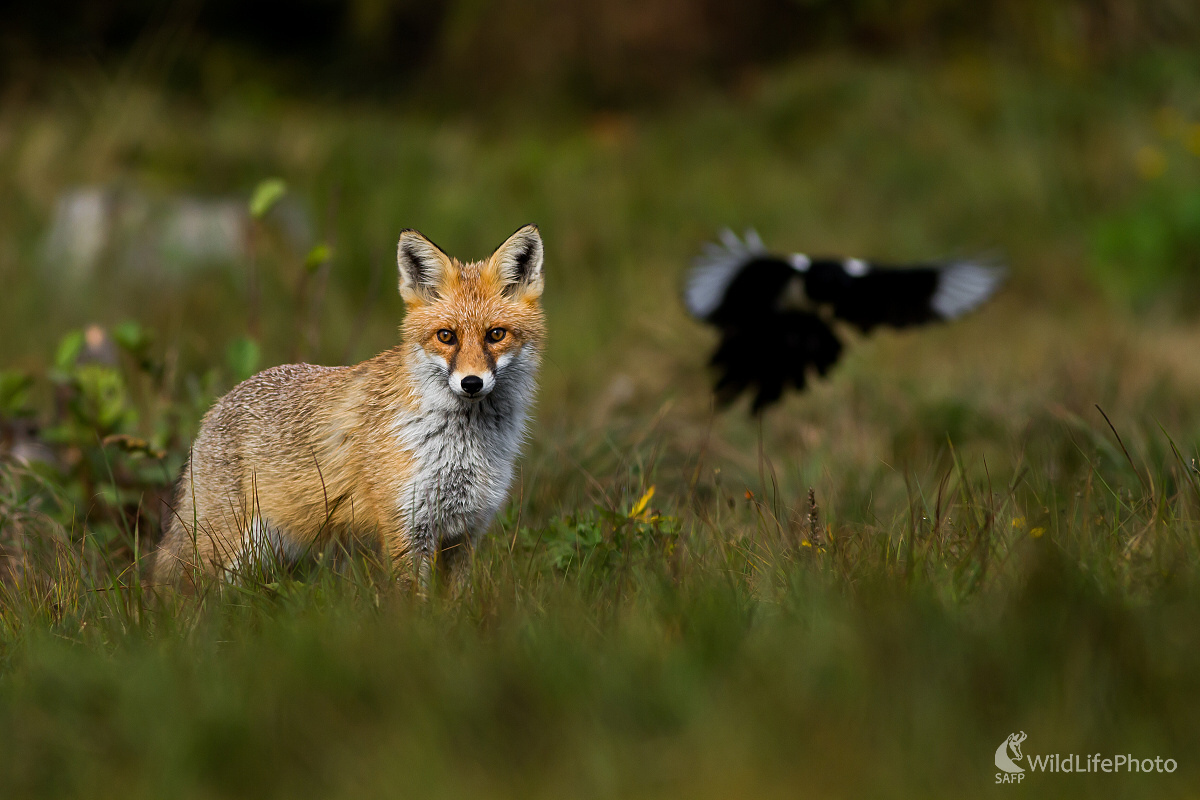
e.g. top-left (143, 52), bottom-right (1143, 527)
top-left (801, 257), bottom-right (1004, 332)
top-left (683, 229), bottom-right (799, 324)
top-left (685, 230), bottom-right (844, 411)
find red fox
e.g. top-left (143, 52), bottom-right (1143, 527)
top-left (151, 224), bottom-right (546, 588)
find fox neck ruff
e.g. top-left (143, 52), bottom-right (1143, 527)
top-left (387, 341), bottom-right (538, 559)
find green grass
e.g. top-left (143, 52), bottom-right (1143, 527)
top-left (3, 49), bottom-right (1200, 797)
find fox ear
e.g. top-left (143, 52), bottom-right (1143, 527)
top-left (491, 224), bottom-right (544, 300)
top-left (397, 230), bottom-right (454, 304)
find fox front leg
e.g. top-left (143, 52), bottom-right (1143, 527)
top-left (380, 520), bottom-right (435, 595)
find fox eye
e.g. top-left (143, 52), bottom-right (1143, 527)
top-left (436, 329), bottom-right (457, 345)
top-left (487, 327), bottom-right (507, 343)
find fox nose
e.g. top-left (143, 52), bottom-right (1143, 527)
top-left (460, 375), bottom-right (484, 395)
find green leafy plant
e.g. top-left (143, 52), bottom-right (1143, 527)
top-left (523, 487), bottom-right (680, 580)
top-left (0, 370), bottom-right (33, 419)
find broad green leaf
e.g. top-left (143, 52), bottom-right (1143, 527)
top-left (0, 369), bottom-right (34, 416)
top-left (54, 330), bottom-right (85, 372)
top-left (304, 243), bottom-right (333, 273)
top-left (249, 178), bottom-right (287, 219)
top-left (112, 320), bottom-right (152, 355)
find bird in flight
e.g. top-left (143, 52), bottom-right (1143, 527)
top-left (684, 229), bottom-right (1004, 412)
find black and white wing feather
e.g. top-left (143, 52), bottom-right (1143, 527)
top-left (685, 229), bottom-right (1004, 411)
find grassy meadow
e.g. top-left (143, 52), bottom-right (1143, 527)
top-left (3, 50), bottom-right (1200, 797)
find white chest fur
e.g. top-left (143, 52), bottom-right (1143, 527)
top-left (394, 392), bottom-right (529, 555)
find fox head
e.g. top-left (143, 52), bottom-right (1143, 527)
top-left (396, 224), bottom-right (546, 406)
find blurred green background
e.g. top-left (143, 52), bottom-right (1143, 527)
top-left (2, 2), bottom-right (1200, 798)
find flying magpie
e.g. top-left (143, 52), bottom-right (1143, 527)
top-left (684, 229), bottom-right (1004, 412)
